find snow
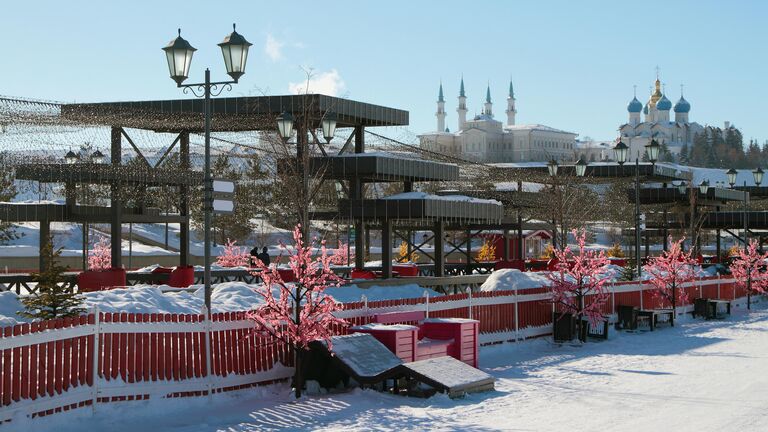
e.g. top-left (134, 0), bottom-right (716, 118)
top-left (479, 269), bottom-right (552, 291)
top-left (351, 323), bottom-right (419, 331)
top-left (327, 284), bottom-right (441, 303)
top-left (382, 191), bottom-right (501, 205)
top-left (25, 301), bottom-right (768, 431)
top-left (422, 318), bottom-right (478, 324)
top-left (0, 282), bottom-right (442, 325)
top-left (326, 333), bottom-right (403, 377)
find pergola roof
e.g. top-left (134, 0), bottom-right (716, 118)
top-left (337, 197), bottom-right (503, 223)
top-left (15, 163), bottom-right (203, 186)
top-left (310, 154), bottom-right (459, 182)
top-left (60, 94), bottom-right (409, 132)
top-left (636, 187), bottom-right (747, 205)
top-left (0, 203), bottom-right (185, 223)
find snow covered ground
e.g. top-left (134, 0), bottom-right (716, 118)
top-left (22, 303), bottom-right (768, 431)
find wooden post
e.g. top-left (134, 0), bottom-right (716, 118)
top-left (39, 220), bottom-right (50, 272)
top-left (110, 127), bottom-right (123, 269)
top-left (435, 221), bottom-right (445, 277)
top-left (179, 132), bottom-right (190, 267)
top-left (381, 220), bottom-right (392, 278)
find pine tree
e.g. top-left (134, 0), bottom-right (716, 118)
top-left (679, 143), bottom-right (690, 164)
top-left (659, 142), bottom-right (674, 162)
top-left (19, 237), bottom-right (86, 320)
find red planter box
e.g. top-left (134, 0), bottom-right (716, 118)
top-left (168, 265), bottom-right (195, 288)
top-left (77, 268), bottom-right (127, 292)
top-left (277, 268), bottom-right (296, 283)
top-left (392, 264), bottom-right (419, 277)
top-left (350, 269), bottom-right (376, 280)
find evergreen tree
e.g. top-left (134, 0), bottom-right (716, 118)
top-left (659, 142), bottom-right (674, 162)
top-left (679, 142), bottom-right (690, 164)
top-left (19, 237), bottom-right (86, 320)
top-left (0, 152), bottom-right (19, 244)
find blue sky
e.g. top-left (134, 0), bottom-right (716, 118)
top-left (3, 0), bottom-right (768, 143)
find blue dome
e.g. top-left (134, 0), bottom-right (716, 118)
top-left (656, 94), bottom-right (672, 111)
top-left (674, 96), bottom-right (691, 113)
top-left (627, 97), bottom-right (643, 113)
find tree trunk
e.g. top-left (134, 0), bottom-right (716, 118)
top-left (294, 348), bottom-right (304, 399)
top-left (671, 282), bottom-right (676, 327)
top-left (577, 292), bottom-right (586, 343)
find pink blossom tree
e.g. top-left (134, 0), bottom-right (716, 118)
top-left (247, 225), bottom-right (347, 398)
top-left (329, 240), bottom-right (353, 266)
top-left (642, 236), bottom-right (697, 326)
top-left (88, 236), bottom-right (111, 271)
top-left (547, 228), bottom-right (611, 342)
top-left (216, 238), bottom-right (250, 268)
top-left (729, 239), bottom-right (768, 310)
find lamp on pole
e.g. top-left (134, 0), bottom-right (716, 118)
top-left (613, 139), bottom-right (656, 278)
top-left (163, 25), bottom-right (252, 313)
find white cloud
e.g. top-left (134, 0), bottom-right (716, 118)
top-left (288, 70), bottom-right (346, 96)
top-left (264, 34), bottom-right (284, 62)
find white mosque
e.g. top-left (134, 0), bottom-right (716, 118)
top-left (618, 72), bottom-right (704, 159)
top-left (418, 78), bottom-right (577, 163)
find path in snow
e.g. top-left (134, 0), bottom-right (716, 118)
top-left (27, 304), bottom-right (768, 431)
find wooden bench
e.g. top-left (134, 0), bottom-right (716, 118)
top-left (693, 298), bottom-right (731, 319)
top-left (637, 309), bottom-right (673, 331)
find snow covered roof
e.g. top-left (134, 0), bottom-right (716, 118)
top-left (503, 124), bottom-right (576, 135)
top-left (383, 191), bottom-right (501, 205)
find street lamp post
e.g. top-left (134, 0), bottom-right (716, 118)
top-left (546, 158), bottom-right (587, 249)
top-left (163, 25), bottom-right (252, 313)
top-left (613, 139), bottom-right (657, 278)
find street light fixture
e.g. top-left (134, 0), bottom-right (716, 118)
top-left (547, 159), bottom-right (558, 177)
top-left (321, 113), bottom-right (338, 143)
top-left (277, 111), bottom-right (294, 140)
top-left (726, 168), bottom-right (738, 188)
top-left (162, 29), bottom-right (197, 86)
top-left (217, 24), bottom-right (252, 82)
top-left (753, 167), bottom-right (764, 186)
top-left (575, 157), bottom-right (587, 177)
top-left (678, 181), bottom-right (687, 195)
top-left (163, 25), bottom-right (251, 315)
top-left (613, 140), bottom-right (628, 165)
top-left (91, 150), bottom-right (105, 164)
top-left (645, 139), bottom-right (660, 164)
top-left (699, 180), bottom-right (710, 195)
top-left (65, 150), bottom-right (79, 164)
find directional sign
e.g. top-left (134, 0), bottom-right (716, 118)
top-left (211, 178), bottom-right (236, 215)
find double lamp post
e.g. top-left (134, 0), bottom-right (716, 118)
top-left (162, 25), bottom-right (339, 312)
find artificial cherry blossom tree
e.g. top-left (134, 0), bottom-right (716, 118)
top-left (729, 239), bottom-right (768, 310)
top-left (330, 240), bottom-right (353, 266)
top-left (216, 238), bottom-right (250, 268)
top-left (547, 228), bottom-right (611, 342)
top-left (247, 225), bottom-right (346, 398)
top-left (87, 235), bottom-right (111, 271)
top-left (642, 236), bottom-right (697, 326)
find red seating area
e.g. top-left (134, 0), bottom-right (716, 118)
top-left (77, 268), bottom-right (127, 292)
top-left (351, 312), bottom-right (480, 367)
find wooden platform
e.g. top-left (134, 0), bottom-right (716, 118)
top-left (397, 356), bottom-right (495, 398)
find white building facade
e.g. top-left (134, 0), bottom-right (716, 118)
top-left (619, 74), bottom-right (704, 159)
top-left (419, 79), bottom-right (577, 163)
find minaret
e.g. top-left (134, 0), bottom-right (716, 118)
top-left (505, 79), bottom-right (516, 126)
top-left (484, 83), bottom-right (493, 117)
top-left (457, 76), bottom-right (467, 130)
top-left (436, 82), bottom-right (446, 132)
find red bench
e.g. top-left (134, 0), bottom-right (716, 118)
top-left (373, 310), bottom-right (426, 324)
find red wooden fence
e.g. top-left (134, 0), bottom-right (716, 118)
top-left (0, 275), bottom-right (752, 424)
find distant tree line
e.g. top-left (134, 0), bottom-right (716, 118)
top-left (677, 126), bottom-right (768, 169)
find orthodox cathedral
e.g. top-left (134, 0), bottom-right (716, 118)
top-left (619, 73), bottom-right (704, 159)
top-left (418, 78), bottom-right (577, 163)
